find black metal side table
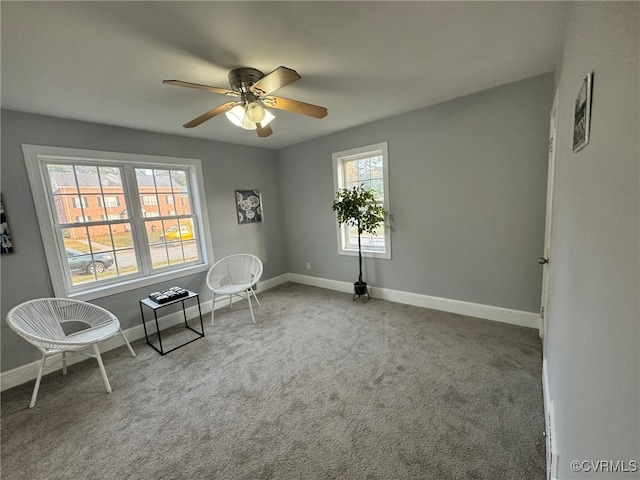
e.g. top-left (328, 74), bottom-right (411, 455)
top-left (139, 290), bottom-right (205, 355)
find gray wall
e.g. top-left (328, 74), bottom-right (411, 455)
top-left (1, 74), bottom-right (555, 377)
top-left (277, 73), bottom-right (554, 313)
top-left (547, 3), bottom-right (639, 477)
top-left (1, 110), bottom-right (286, 371)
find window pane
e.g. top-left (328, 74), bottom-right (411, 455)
top-left (345, 160), bottom-right (359, 185)
top-left (99, 167), bottom-right (123, 187)
top-left (63, 226), bottom-right (90, 252)
top-left (146, 220), bottom-right (169, 268)
top-left (136, 168), bottom-right (193, 217)
top-left (62, 223), bottom-right (139, 285)
top-left (135, 168), bottom-right (200, 270)
top-left (171, 171), bottom-right (192, 215)
top-left (370, 156), bottom-right (383, 177)
top-left (113, 248), bottom-right (138, 278)
top-left (63, 227), bottom-right (115, 285)
top-left (169, 239), bottom-right (199, 265)
top-left (48, 164), bottom-right (128, 224)
top-left (140, 195), bottom-right (159, 217)
top-left (358, 158), bottom-right (372, 181)
top-left (371, 179), bottom-right (384, 198)
top-left (151, 219), bottom-right (200, 269)
top-left (177, 194), bottom-right (193, 215)
top-left (87, 225), bottom-right (114, 252)
top-left (99, 167), bottom-right (127, 220)
top-left (50, 163), bottom-right (140, 287)
top-left (152, 248), bottom-right (170, 269)
top-left (75, 166), bottom-right (100, 193)
top-left (346, 225), bottom-right (359, 249)
top-left (345, 156), bottom-right (384, 192)
top-left (136, 169), bottom-right (159, 217)
top-left (49, 165), bottom-right (80, 223)
top-left (145, 220), bottom-right (163, 245)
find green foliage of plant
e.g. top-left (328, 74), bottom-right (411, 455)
top-left (332, 186), bottom-right (386, 235)
top-left (332, 185), bottom-right (386, 283)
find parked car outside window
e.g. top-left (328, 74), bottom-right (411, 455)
top-left (158, 222), bottom-right (194, 243)
top-left (66, 248), bottom-right (114, 275)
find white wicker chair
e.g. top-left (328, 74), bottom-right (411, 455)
top-left (206, 253), bottom-right (263, 326)
top-left (6, 298), bottom-right (136, 408)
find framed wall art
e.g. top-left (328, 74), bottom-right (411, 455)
top-left (236, 190), bottom-right (262, 224)
top-left (573, 71), bottom-right (594, 153)
top-left (1, 195), bottom-right (14, 254)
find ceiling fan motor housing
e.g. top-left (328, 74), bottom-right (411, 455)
top-left (228, 68), bottom-right (264, 101)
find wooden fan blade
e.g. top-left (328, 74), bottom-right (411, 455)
top-left (183, 101), bottom-right (237, 128)
top-left (256, 122), bottom-right (273, 138)
top-left (163, 80), bottom-right (239, 97)
top-left (250, 66), bottom-right (301, 96)
top-left (263, 96), bottom-right (327, 119)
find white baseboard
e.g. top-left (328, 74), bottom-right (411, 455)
top-left (257, 273), bottom-right (289, 292)
top-left (287, 273), bottom-right (540, 329)
top-left (1, 272), bottom-right (537, 392)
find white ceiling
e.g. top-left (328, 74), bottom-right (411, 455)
top-left (1, 1), bottom-right (570, 149)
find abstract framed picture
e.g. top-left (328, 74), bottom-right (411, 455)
top-left (236, 190), bottom-right (263, 224)
top-left (573, 72), bottom-right (593, 153)
top-left (1, 195), bottom-right (14, 254)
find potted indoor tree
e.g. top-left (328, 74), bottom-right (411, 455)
top-left (332, 185), bottom-right (386, 302)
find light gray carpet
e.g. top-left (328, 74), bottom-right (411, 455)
top-left (1, 283), bottom-right (545, 480)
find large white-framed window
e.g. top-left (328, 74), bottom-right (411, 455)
top-left (332, 142), bottom-right (391, 259)
top-left (22, 145), bottom-right (214, 301)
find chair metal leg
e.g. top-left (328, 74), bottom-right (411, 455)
top-left (250, 288), bottom-right (261, 307)
top-left (119, 329), bottom-right (136, 357)
top-left (93, 344), bottom-right (112, 393)
top-left (62, 352), bottom-right (68, 375)
top-left (211, 293), bottom-right (216, 326)
top-left (246, 290), bottom-right (256, 324)
top-left (30, 354), bottom-right (47, 408)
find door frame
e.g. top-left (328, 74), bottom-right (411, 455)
top-left (540, 91), bottom-right (558, 341)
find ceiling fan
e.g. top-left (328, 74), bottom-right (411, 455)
top-left (163, 66), bottom-right (327, 138)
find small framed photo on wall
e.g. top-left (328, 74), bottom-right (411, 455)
top-left (1, 195), bottom-right (14, 254)
top-left (573, 72), bottom-right (594, 153)
top-left (236, 190), bottom-right (263, 224)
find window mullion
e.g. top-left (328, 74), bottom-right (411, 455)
top-left (122, 164), bottom-right (150, 274)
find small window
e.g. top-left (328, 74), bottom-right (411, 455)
top-left (22, 145), bottom-right (214, 300)
top-left (332, 142), bottom-right (390, 259)
top-left (99, 196), bottom-right (120, 207)
top-left (72, 197), bottom-right (89, 208)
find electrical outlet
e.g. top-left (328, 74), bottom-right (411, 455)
top-left (306, 262), bottom-right (311, 270)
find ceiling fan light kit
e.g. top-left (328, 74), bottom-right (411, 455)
top-left (245, 101), bottom-right (266, 123)
top-left (163, 66), bottom-right (327, 138)
top-left (225, 104), bottom-right (274, 131)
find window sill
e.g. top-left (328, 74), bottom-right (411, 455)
top-left (338, 248), bottom-right (391, 260)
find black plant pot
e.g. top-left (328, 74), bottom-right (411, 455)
top-left (353, 281), bottom-right (370, 303)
